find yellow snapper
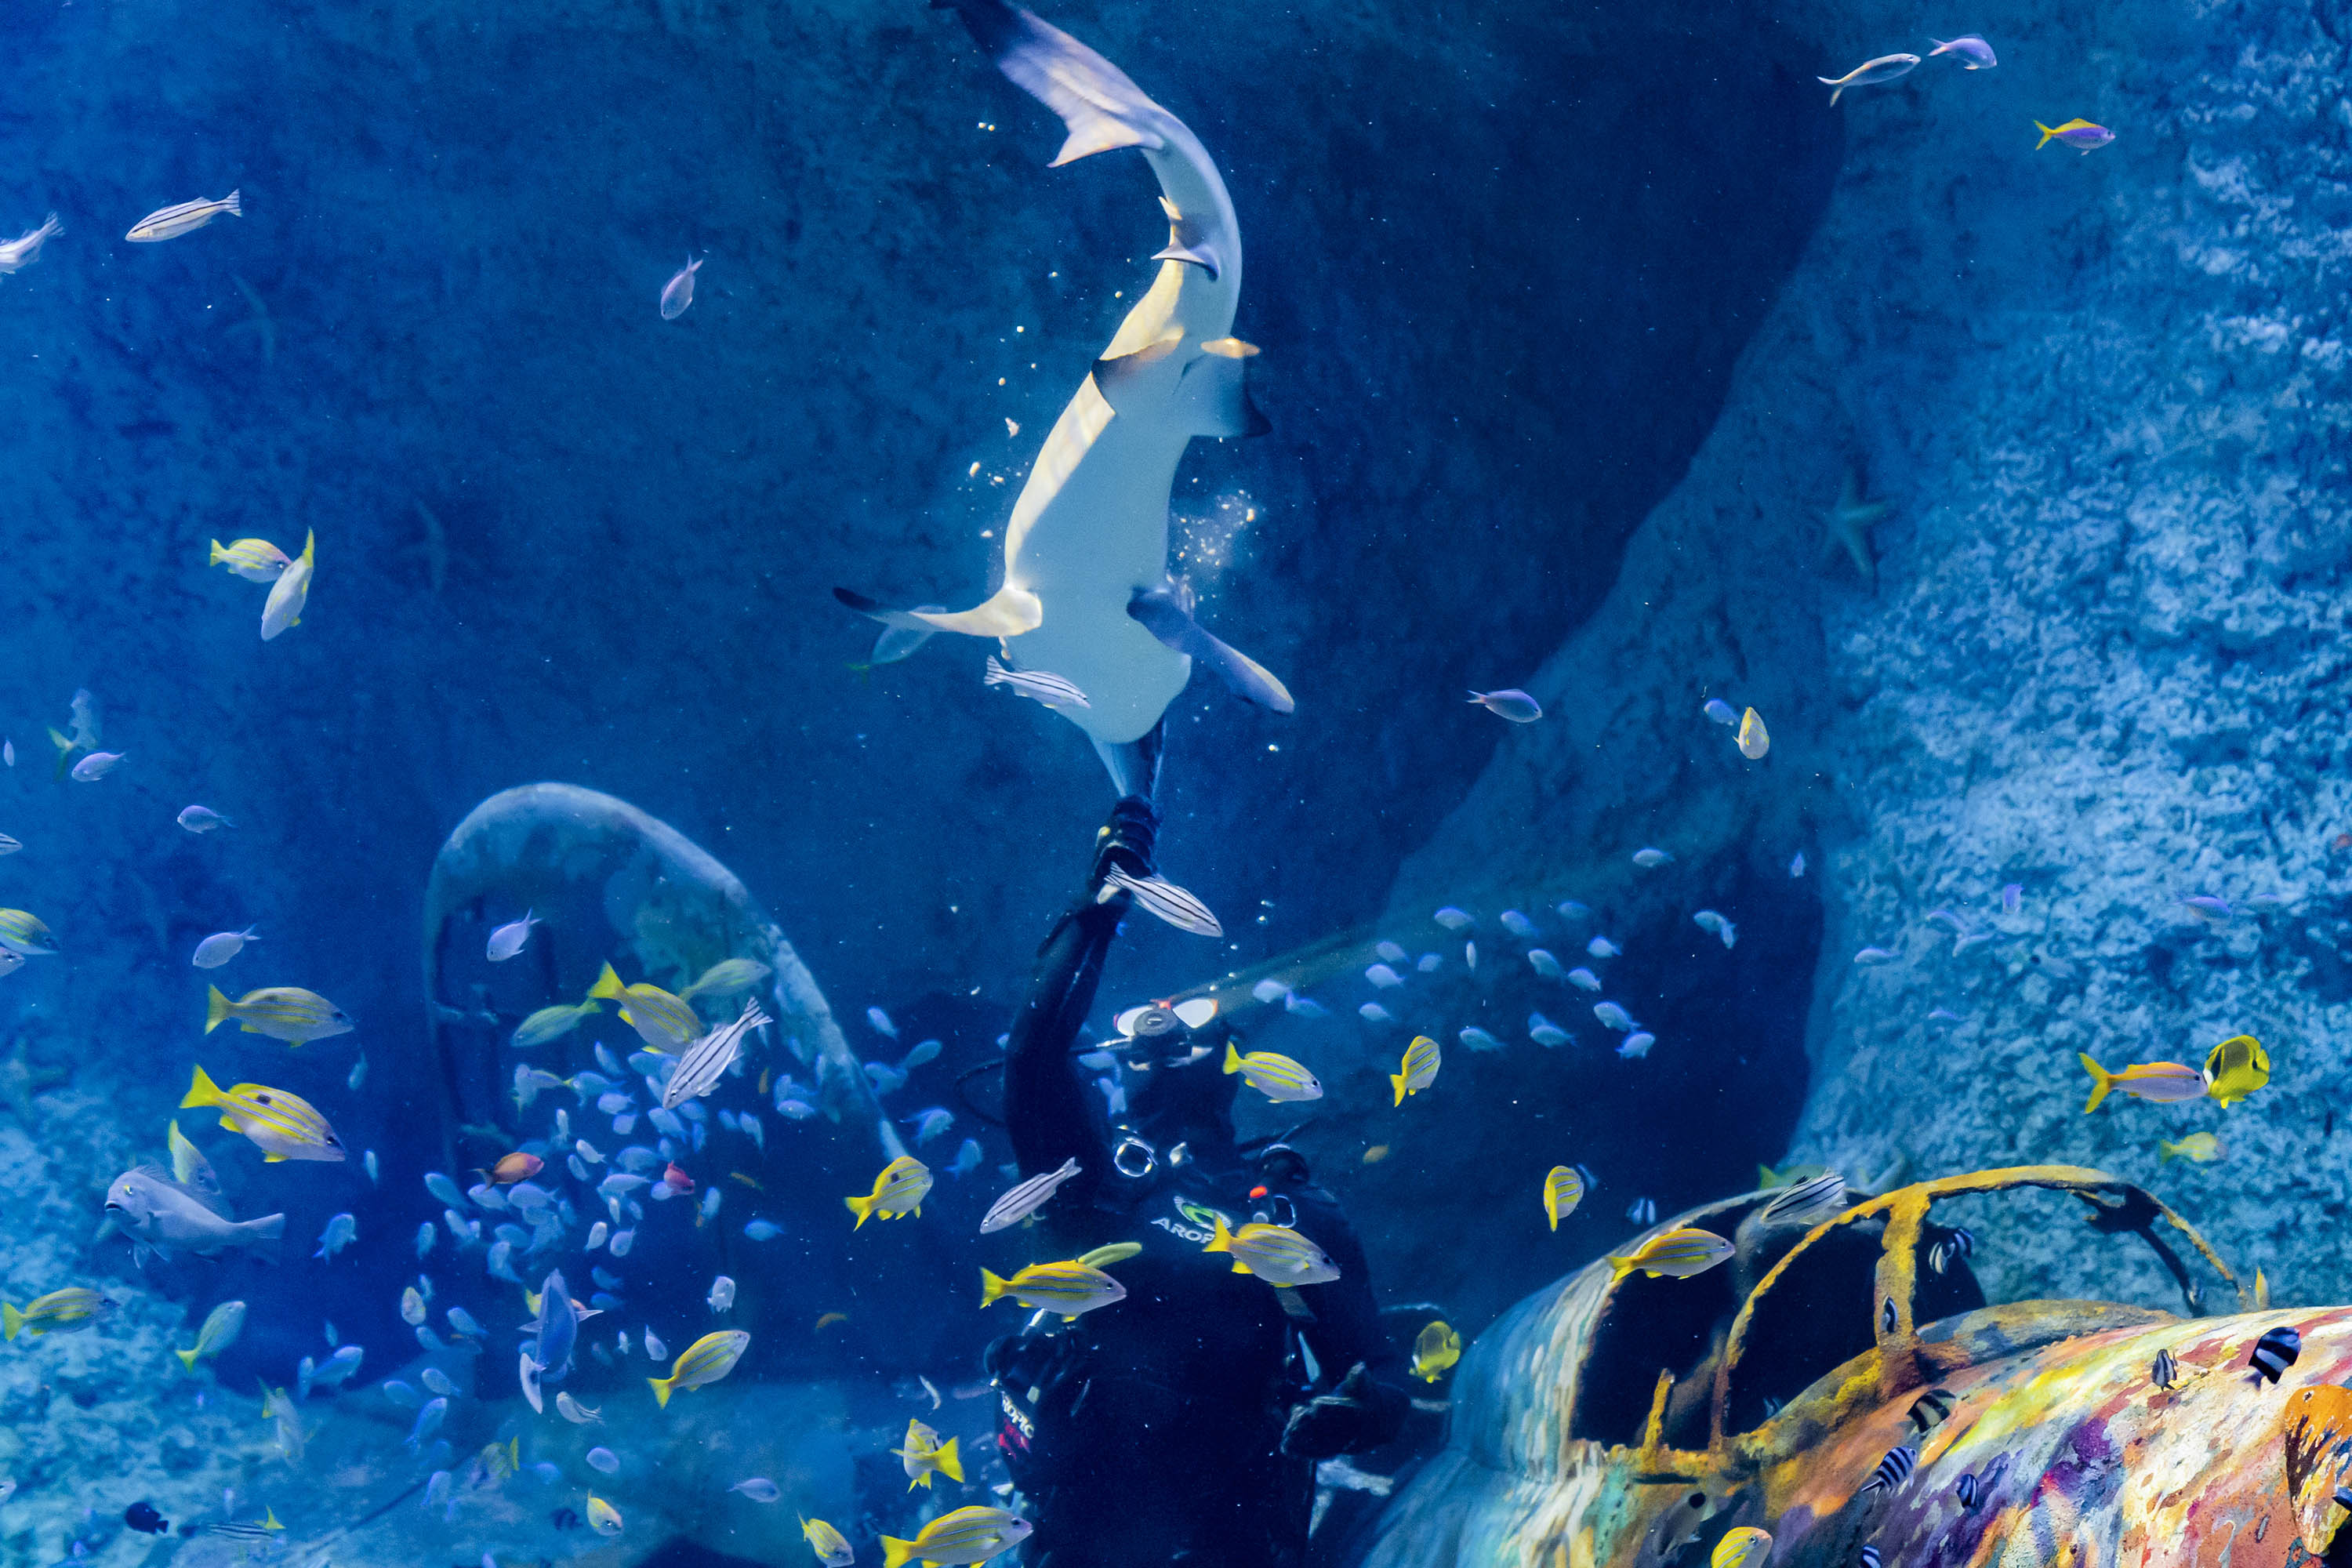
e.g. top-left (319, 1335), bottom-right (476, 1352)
top-left (586, 1495), bottom-right (623, 1536)
top-left (181, 1065), bottom-right (346, 1163)
top-left (260, 1380), bottom-right (307, 1464)
top-left (514, 999), bottom-right (601, 1049)
top-left (2, 1287), bottom-right (112, 1339)
top-left (176, 1299), bottom-right (248, 1369)
top-left (2203, 1034), bottom-right (2270, 1108)
top-left (847, 1156), bottom-right (933, 1229)
top-left (978, 1261), bottom-right (1127, 1319)
top-left (1544, 1165), bottom-right (1585, 1230)
top-left (681, 958), bottom-right (774, 1001)
top-left (209, 538), bottom-right (290, 583)
top-left (1203, 1216), bottom-right (1341, 1287)
top-left (588, 962), bottom-right (701, 1050)
top-left (802, 1516), bottom-right (855, 1567)
top-left (204, 984), bottom-right (354, 1046)
top-left (648, 1329), bottom-right (750, 1407)
top-left (2159, 1131), bottom-right (2223, 1165)
top-left (259, 531), bottom-right (314, 641)
top-left (1608, 1226), bottom-right (1735, 1281)
top-left (1409, 1320), bottom-right (1461, 1382)
top-left (1221, 1041), bottom-right (1323, 1102)
top-left (127, 191), bottom-right (242, 241)
top-left (2077, 1053), bottom-right (2205, 1112)
top-left (1736, 708), bottom-right (1769, 760)
top-left (1714, 1527), bottom-right (1773, 1568)
top-left (892, 1417), bottom-right (965, 1490)
top-left (0, 909), bottom-right (59, 956)
top-left (880, 1505), bottom-right (1033, 1568)
top-left (1390, 1035), bottom-right (1440, 1105)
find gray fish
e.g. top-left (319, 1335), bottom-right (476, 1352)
top-left (1103, 866), bottom-right (1222, 937)
top-left (1818, 53), bottom-right (1919, 107)
top-left (662, 998), bottom-right (772, 1110)
top-left (104, 1166), bottom-right (283, 1261)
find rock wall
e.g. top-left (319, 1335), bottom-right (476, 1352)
top-left (1384, 0), bottom-right (2352, 1312)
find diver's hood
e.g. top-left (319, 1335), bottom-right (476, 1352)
top-left (1113, 998), bottom-right (1240, 1149)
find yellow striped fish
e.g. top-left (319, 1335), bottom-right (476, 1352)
top-left (2, 1287), bottom-right (111, 1339)
top-left (587, 963), bottom-right (700, 1050)
top-left (204, 985), bottom-right (353, 1046)
top-left (803, 1516), bottom-right (855, 1567)
top-left (209, 538), bottom-right (289, 582)
top-left (648, 1329), bottom-right (750, 1407)
top-left (846, 1156), bottom-right (932, 1229)
top-left (127, 191), bottom-right (242, 241)
top-left (1221, 1042), bottom-right (1322, 1102)
top-left (978, 1261), bottom-right (1127, 1319)
top-left (1391, 1036), bottom-right (1440, 1105)
top-left (0, 909), bottom-right (58, 956)
top-left (880, 1505), bottom-right (1033, 1568)
top-left (1409, 1320), bottom-right (1461, 1382)
top-left (1608, 1226), bottom-right (1734, 1281)
top-left (1714, 1527), bottom-right (1773, 1568)
top-left (181, 1065), bottom-right (346, 1163)
top-left (892, 1417), bottom-right (964, 1490)
top-left (1203, 1216), bottom-right (1340, 1286)
top-left (1543, 1166), bottom-right (1585, 1230)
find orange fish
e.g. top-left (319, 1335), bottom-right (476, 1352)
top-left (486, 1152), bottom-right (543, 1185)
top-left (815, 1312), bottom-right (849, 1332)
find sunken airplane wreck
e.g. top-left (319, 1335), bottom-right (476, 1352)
top-left (1347, 1166), bottom-right (2352, 1568)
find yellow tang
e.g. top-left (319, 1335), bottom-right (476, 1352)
top-left (204, 985), bottom-right (354, 1046)
top-left (1410, 1320), bottom-right (1461, 1382)
top-left (2203, 1035), bottom-right (2269, 1109)
top-left (181, 1065), bottom-right (346, 1163)
top-left (1608, 1227), bottom-right (1734, 1281)
top-left (1736, 708), bottom-right (1769, 760)
top-left (1391, 1036), bottom-right (1441, 1105)
top-left (648, 1329), bottom-right (750, 1407)
top-left (1543, 1166), bottom-right (1585, 1231)
top-left (1714, 1527), bottom-right (1773, 1568)
top-left (847, 1156), bottom-right (933, 1229)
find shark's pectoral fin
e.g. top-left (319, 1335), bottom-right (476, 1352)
top-left (835, 584), bottom-right (1043, 640)
top-left (1150, 241), bottom-right (1223, 279)
top-left (1130, 587), bottom-right (1294, 713)
top-left (1091, 336), bottom-right (1183, 416)
top-left (1174, 352), bottom-right (1269, 439)
top-left (938, 0), bottom-right (1170, 168)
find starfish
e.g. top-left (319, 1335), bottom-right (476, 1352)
top-left (1822, 466), bottom-right (1893, 588)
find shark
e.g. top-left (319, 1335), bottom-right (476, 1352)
top-left (837, 0), bottom-right (1293, 799)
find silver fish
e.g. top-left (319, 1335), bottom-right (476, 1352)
top-left (105, 1166), bottom-right (283, 1261)
top-left (662, 998), bottom-right (772, 1109)
top-left (0, 213), bottom-right (61, 274)
top-left (1103, 866), bottom-right (1222, 937)
top-left (985, 655), bottom-right (1091, 710)
top-left (981, 1156), bottom-right (1082, 1233)
top-left (659, 256), bottom-right (703, 321)
top-left (127, 191), bottom-right (243, 241)
top-left (1818, 53), bottom-right (1919, 106)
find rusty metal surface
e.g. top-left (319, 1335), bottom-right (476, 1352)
top-left (1356, 1168), bottom-right (2304, 1568)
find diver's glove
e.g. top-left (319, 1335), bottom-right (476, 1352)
top-left (1088, 795), bottom-right (1159, 889)
top-left (1280, 1363), bottom-right (1407, 1459)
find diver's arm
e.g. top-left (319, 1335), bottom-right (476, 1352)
top-left (1282, 1190), bottom-right (1410, 1458)
top-left (1003, 797), bottom-right (1158, 1194)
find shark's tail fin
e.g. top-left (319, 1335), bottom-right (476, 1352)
top-left (936, 0), bottom-right (1169, 166)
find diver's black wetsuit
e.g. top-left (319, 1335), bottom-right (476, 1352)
top-left (989, 799), bottom-right (1407, 1568)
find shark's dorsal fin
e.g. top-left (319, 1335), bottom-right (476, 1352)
top-left (941, 0), bottom-right (1168, 168)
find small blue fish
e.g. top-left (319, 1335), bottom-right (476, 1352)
top-left (1703, 699), bottom-right (1737, 724)
top-left (866, 1007), bottom-right (898, 1040)
top-left (447, 1307), bottom-right (486, 1339)
top-left (1528, 949), bottom-right (1565, 979)
top-left (1457, 1027), bottom-right (1504, 1053)
top-left (1433, 907), bottom-right (1475, 931)
top-left (901, 1108), bottom-right (956, 1145)
top-left (404, 1396), bottom-right (448, 1451)
top-left (1359, 1003), bottom-right (1396, 1025)
top-left (1593, 1002), bottom-right (1635, 1032)
top-left (1617, 1032), bottom-right (1656, 1059)
top-left (1500, 910), bottom-right (1537, 938)
top-left (948, 1138), bottom-right (984, 1178)
top-left (1587, 936), bottom-right (1621, 959)
top-left (1567, 967), bottom-right (1602, 992)
top-left (744, 1220), bottom-right (783, 1241)
top-left (1528, 1014), bottom-right (1571, 1048)
top-left (413, 1222), bottom-right (437, 1259)
top-left (313, 1213), bottom-right (356, 1260)
top-left (381, 1378), bottom-right (421, 1408)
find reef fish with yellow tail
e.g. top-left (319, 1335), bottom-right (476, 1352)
top-left (880, 1505), bottom-right (1033, 1568)
top-left (893, 1418), bottom-right (966, 1490)
top-left (1608, 1227), bottom-right (1734, 1280)
top-left (1410, 1321), bottom-right (1461, 1382)
top-left (204, 985), bottom-right (354, 1045)
top-left (2034, 118), bottom-right (2115, 151)
top-left (1544, 1166), bottom-right (1585, 1230)
top-left (2, 1287), bottom-right (112, 1338)
top-left (835, 0), bottom-right (1289, 797)
top-left (2078, 1053), bottom-right (2206, 1112)
top-left (1222, 1042), bottom-right (1322, 1102)
top-left (2159, 1132), bottom-right (2223, 1164)
top-left (979, 1260), bottom-right (1127, 1319)
top-left (180, 1065), bottom-right (346, 1162)
top-left (588, 963), bottom-right (700, 1050)
top-left (1713, 1528), bottom-right (1773, 1568)
top-left (176, 1300), bottom-right (248, 1368)
top-left (848, 1156), bottom-right (934, 1229)
top-left (648, 1330), bottom-right (750, 1406)
top-left (1203, 1215), bottom-right (1341, 1286)
top-left (1392, 1036), bottom-right (1441, 1105)
top-left (259, 530), bottom-right (314, 640)
top-left (804, 1516), bottom-right (856, 1567)
top-left (2203, 1035), bottom-right (2269, 1107)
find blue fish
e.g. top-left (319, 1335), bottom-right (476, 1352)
top-left (404, 1396), bottom-right (448, 1451)
top-left (528, 1270), bottom-right (576, 1385)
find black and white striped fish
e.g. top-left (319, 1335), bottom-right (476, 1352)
top-left (1762, 1171), bottom-right (1849, 1228)
top-left (661, 999), bottom-right (773, 1109)
top-left (1880, 1298), bottom-right (1898, 1334)
top-left (2250, 1325), bottom-right (2301, 1384)
top-left (1860, 1445), bottom-right (1917, 1494)
top-left (1929, 1228), bottom-right (1974, 1276)
top-left (1102, 866), bottom-right (1222, 938)
top-left (984, 656), bottom-right (1091, 710)
top-left (1907, 1388), bottom-right (1955, 1433)
top-left (1626, 1196), bottom-right (1657, 1226)
top-left (2151, 1348), bottom-right (2177, 1389)
top-left (1858, 1548), bottom-right (1883, 1568)
top-left (1955, 1474), bottom-right (1980, 1510)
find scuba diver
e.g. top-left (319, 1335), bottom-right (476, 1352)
top-left (985, 796), bottom-right (1409, 1568)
